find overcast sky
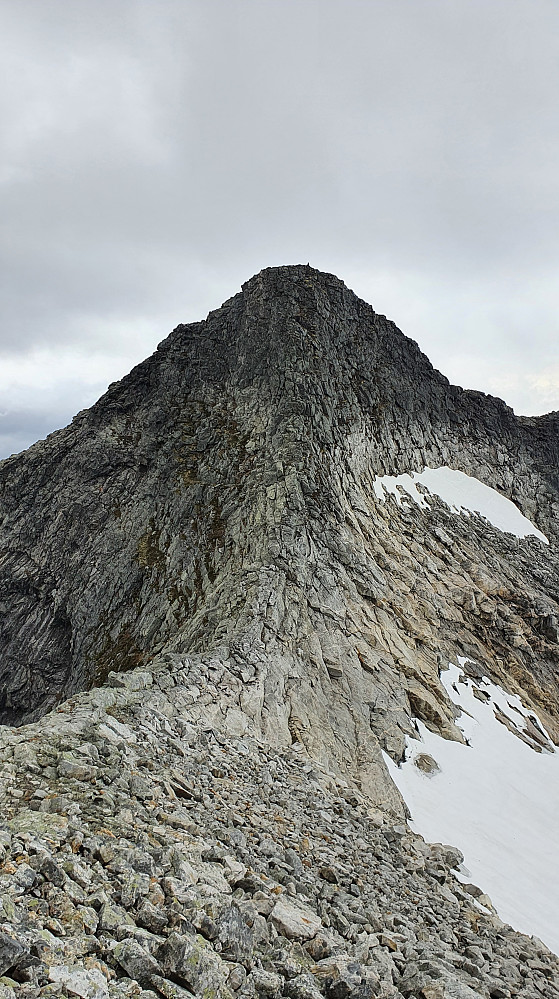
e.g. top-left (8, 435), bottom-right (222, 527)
top-left (2, 0), bottom-right (559, 457)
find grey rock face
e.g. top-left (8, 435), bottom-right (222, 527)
top-left (1, 265), bottom-right (559, 992)
top-left (0, 267), bottom-right (559, 796)
top-left (1, 266), bottom-right (559, 772)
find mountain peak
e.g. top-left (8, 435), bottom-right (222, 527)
top-left (1, 268), bottom-right (557, 731)
top-left (2, 267), bottom-right (559, 968)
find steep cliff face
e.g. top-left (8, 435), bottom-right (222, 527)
top-left (1, 265), bottom-right (559, 806)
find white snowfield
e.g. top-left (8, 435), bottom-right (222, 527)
top-left (373, 466), bottom-right (549, 544)
top-left (385, 660), bottom-right (559, 955)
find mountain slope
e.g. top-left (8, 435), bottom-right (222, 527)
top-left (1, 266), bottom-right (558, 743)
top-left (1, 266), bottom-right (559, 991)
top-left (1, 653), bottom-right (558, 997)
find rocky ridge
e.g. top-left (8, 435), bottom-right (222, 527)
top-left (1, 265), bottom-right (559, 994)
top-left (1, 654), bottom-right (558, 999)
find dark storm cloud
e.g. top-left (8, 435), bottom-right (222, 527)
top-left (2, 0), bottom-right (559, 456)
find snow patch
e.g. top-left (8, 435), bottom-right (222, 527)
top-left (373, 472), bottom-right (429, 509)
top-left (374, 466), bottom-right (548, 544)
top-left (385, 660), bottom-right (559, 955)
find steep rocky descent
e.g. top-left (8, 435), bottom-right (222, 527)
top-left (0, 654), bottom-right (558, 998)
top-left (1, 265), bottom-right (559, 812)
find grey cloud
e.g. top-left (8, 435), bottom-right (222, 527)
top-left (2, 0), bottom-right (559, 457)
top-left (0, 405), bottom-right (79, 460)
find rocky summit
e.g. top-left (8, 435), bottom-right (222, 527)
top-left (1, 264), bottom-right (559, 998)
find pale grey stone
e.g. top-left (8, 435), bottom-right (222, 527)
top-left (270, 899), bottom-right (322, 941)
top-left (48, 965), bottom-right (108, 999)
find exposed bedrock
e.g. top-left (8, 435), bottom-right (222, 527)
top-left (1, 265), bottom-right (558, 807)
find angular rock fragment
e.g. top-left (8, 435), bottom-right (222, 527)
top-left (112, 938), bottom-right (160, 986)
top-left (49, 964), bottom-right (109, 999)
top-left (159, 931), bottom-right (232, 996)
top-left (0, 935), bottom-right (23, 979)
top-left (270, 900), bottom-right (322, 941)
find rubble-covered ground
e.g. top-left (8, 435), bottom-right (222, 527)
top-left (1, 656), bottom-right (558, 999)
